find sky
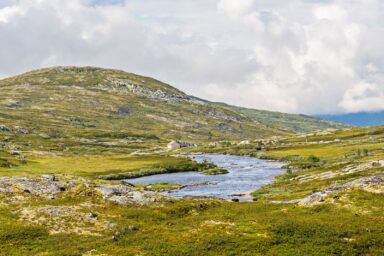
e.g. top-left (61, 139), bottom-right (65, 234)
top-left (1, 0), bottom-right (384, 115)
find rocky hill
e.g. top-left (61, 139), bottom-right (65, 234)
top-left (0, 66), bottom-right (348, 146)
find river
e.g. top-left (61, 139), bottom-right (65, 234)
top-left (126, 154), bottom-right (286, 201)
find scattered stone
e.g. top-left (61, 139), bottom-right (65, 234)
top-left (215, 123), bottom-right (238, 133)
top-left (0, 125), bottom-right (11, 132)
top-left (208, 111), bottom-right (239, 122)
top-left (0, 175), bottom-right (75, 202)
top-left (116, 107), bottom-right (129, 116)
top-left (18, 205), bottom-right (110, 236)
top-left (13, 126), bottom-right (32, 134)
top-left (293, 160), bottom-right (384, 183)
top-left (128, 225), bottom-right (139, 231)
top-left (231, 193), bottom-right (246, 197)
top-left (95, 184), bottom-right (157, 205)
top-left (6, 99), bottom-right (23, 109)
top-left (273, 175), bottom-right (384, 206)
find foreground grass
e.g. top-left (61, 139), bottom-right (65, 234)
top-left (1, 196), bottom-right (383, 256)
top-left (0, 126), bottom-right (384, 255)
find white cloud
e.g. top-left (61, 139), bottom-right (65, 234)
top-left (0, 5), bottom-right (24, 23)
top-left (0, 0), bottom-right (384, 114)
top-left (339, 82), bottom-right (384, 112)
top-left (217, 0), bottom-right (255, 17)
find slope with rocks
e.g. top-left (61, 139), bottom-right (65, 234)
top-left (0, 66), bottom-right (348, 148)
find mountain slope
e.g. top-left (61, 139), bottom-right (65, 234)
top-left (317, 111), bottom-right (384, 127)
top-left (0, 66), bottom-right (348, 145)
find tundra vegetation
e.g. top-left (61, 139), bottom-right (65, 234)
top-left (0, 67), bottom-right (382, 255)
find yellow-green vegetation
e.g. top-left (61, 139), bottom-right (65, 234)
top-left (0, 67), bottom-right (382, 255)
top-left (200, 167), bottom-right (229, 175)
top-left (0, 154), bottom-right (189, 177)
top-left (141, 182), bottom-right (183, 192)
top-left (0, 66), bottom-right (346, 148)
top-left (0, 126), bottom-right (383, 255)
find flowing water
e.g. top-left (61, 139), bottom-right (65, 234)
top-left (126, 154), bottom-right (286, 201)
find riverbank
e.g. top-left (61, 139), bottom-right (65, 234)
top-left (125, 154), bottom-right (286, 201)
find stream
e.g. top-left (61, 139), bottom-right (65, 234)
top-left (126, 154), bottom-right (286, 201)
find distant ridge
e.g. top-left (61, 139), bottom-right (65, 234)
top-left (316, 111), bottom-right (384, 127)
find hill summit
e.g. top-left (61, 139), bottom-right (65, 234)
top-left (0, 66), bottom-right (348, 145)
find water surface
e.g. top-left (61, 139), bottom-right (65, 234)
top-left (127, 154), bottom-right (285, 201)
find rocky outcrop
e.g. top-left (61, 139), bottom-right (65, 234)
top-left (208, 111), bottom-right (240, 123)
top-left (0, 175), bottom-right (162, 205)
top-left (215, 123), bottom-right (239, 133)
top-left (95, 184), bottom-right (157, 205)
top-left (293, 160), bottom-right (384, 183)
top-left (272, 175), bottom-right (384, 206)
top-left (105, 78), bottom-right (189, 102)
top-left (0, 175), bottom-right (75, 201)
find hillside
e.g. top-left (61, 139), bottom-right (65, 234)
top-left (0, 66), bottom-right (347, 147)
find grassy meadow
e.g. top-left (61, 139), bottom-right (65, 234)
top-left (0, 67), bottom-right (382, 255)
top-left (0, 126), bottom-right (383, 255)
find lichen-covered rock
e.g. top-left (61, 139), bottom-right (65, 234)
top-left (0, 175), bottom-right (161, 205)
top-left (0, 175), bottom-right (75, 202)
top-left (272, 175), bottom-right (384, 206)
top-left (95, 184), bottom-right (156, 205)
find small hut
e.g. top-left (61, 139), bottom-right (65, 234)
top-left (167, 140), bottom-right (181, 150)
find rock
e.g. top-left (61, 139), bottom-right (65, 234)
top-left (116, 107), bottom-right (129, 116)
top-left (95, 184), bottom-right (132, 198)
top-left (0, 176), bottom-right (161, 205)
top-left (10, 151), bottom-right (20, 156)
top-left (41, 174), bottom-right (58, 181)
top-left (89, 212), bottom-right (98, 218)
top-left (231, 193), bottom-right (246, 197)
top-left (13, 126), bottom-right (32, 134)
top-left (2, 136), bottom-right (12, 142)
top-left (107, 78), bottom-right (188, 101)
top-left (6, 99), bottom-right (23, 108)
top-left (215, 123), bottom-right (239, 133)
top-left (95, 184), bottom-right (156, 205)
top-left (0, 175), bottom-right (75, 202)
top-left (178, 141), bottom-right (198, 148)
top-left (208, 111), bottom-right (239, 122)
top-left (232, 198), bottom-right (240, 202)
top-left (128, 225), bottom-right (139, 231)
top-left (0, 125), bottom-right (11, 132)
top-left (293, 175), bottom-right (384, 206)
top-left (39, 133), bottom-right (51, 139)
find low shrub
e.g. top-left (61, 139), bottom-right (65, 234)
top-left (99, 159), bottom-right (219, 180)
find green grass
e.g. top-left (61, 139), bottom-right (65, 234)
top-left (0, 198), bottom-right (383, 255)
top-left (0, 67), bottom-right (383, 255)
top-left (200, 168), bottom-right (229, 175)
top-left (0, 154), bottom-right (189, 177)
top-left (141, 182), bottom-right (183, 192)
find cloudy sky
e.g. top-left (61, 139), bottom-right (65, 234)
top-left (1, 0), bottom-right (384, 114)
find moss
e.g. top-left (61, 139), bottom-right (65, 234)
top-left (200, 168), bottom-right (229, 175)
top-left (143, 182), bottom-right (183, 192)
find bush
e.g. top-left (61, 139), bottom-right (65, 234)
top-left (99, 160), bottom-right (219, 180)
top-left (200, 168), bottom-right (228, 175)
